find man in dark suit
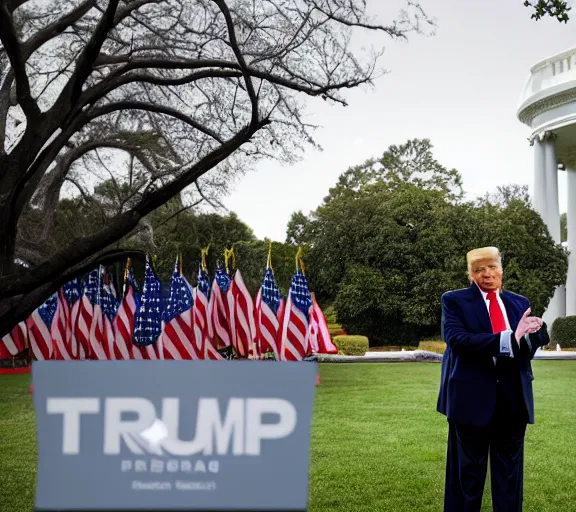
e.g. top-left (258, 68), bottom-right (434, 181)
top-left (436, 246), bottom-right (550, 512)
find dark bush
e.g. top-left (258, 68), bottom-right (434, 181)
top-left (550, 316), bottom-right (576, 348)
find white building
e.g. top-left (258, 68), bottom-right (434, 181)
top-left (517, 47), bottom-right (576, 326)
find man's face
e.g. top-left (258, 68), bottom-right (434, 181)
top-left (470, 258), bottom-right (503, 291)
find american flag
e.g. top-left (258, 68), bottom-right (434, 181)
top-left (160, 257), bottom-right (199, 360)
top-left (113, 265), bottom-right (138, 360)
top-left (229, 268), bottom-right (257, 358)
top-left (308, 294), bottom-right (338, 354)
top-left (100, 273), bottom-right (119, 359)
top-left (84, 267), bottom-right (108, 361)
top-left (279, 270), bottom-right (313, 361)
top-left (195, 266), bottom-right (222, 360)
top-left (75, 270), bottom-right (99, 360)
top-left (0, 321), bottom-right (27, 360)
top-left (51, 288), bottom-right (72, 360)
top-left (28, 293), bottom-right (57, 360)
top-left (133, 257), bottom-right (163, 359)
top-left (62, 279), bottom-right (81, 359)
top-left (209, 267), bottom-right (233, 352)
top-left (255, 267), bottom-right (282, 359)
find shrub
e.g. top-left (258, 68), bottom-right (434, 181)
top-left (418, 340), bottom-right (447, 354)
top-left (328, 328), bottom-right (346, 338)
top-left (333, 335), bottom-right (369, 356)
top-left (323, 305), bottom-right (338, 325)
top-left (327, 323), bottom-right (342, 330)
top-left (550, 316), bottom-right (576, 348)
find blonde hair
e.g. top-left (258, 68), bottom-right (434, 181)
top-left (466, 246), bottom-right (502, 280)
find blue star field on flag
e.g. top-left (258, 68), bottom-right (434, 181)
top-left (101, 280), bottom-right (119, 322)
top-left (38, 293), bottom-right (58, 327)
top-left (133, 258), bottom-right (163, 347)
top-left (62, 278), bottom-right (81, 306)
top-left (290, 270), bottom-right (313, 320)
top-left (261, 267), bottom-right (281, 315)
top-left (83, 269), bottom-right (100, 304)
top-left (163, 258), bottom-right (193, 324)
top-left (215, 267), bottom-right (231, 293)
top-left (197, 266), bottom-right (211, 296)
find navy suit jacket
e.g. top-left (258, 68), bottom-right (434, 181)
top-left (436, 284), bottom-right (550, 427)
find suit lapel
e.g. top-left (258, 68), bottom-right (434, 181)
top-left (500, 291), bottom-right (519, 331)
top-left (470, 284), bottom-right (493, 333)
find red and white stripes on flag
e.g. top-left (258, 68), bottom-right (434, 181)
top-left (74, 294), bottom-right (94, 360)
top-left (51, 289), bottom-right (72, 360)
top-left (0, 321), bottom-right (27, 359)
top-left (88, 303), bottom-right (109, 361)
top-left (67, 298), bottom-right (82, 359)
top-left (112, 284), bottom-right (135, 360)
top-left (209, 278), bottom-right (232, 350)
top-left (131, 338), bottom-right (159, 360)
top-left (228, 269), bottom-right (257, 359)
top-left (27, 308), bottom-right (53, 360)
top-left (278, 292), bottom-right (310, 361)
top-left (255, 289), bottom-right (281, 359)
top-left (193, 287), bottom-right (222, 360)
top-left (161, 277), bottom-right (200, 361)
top-left (161, 308), bottom-right (198, 359)
top-left (308, 296), bottom-right (338, 354)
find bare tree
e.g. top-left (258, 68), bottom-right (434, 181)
top-left (0, 0), bottom-right (434, 336)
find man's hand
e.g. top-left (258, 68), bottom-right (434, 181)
top-left (515, 308), bottom-right (543, 341)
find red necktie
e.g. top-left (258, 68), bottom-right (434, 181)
top-left (487, 290), bottom-right (507, 333)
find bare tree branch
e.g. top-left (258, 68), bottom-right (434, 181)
top-left (213, 0), bottom-right (259, 127)
top-left (0, 117), bottom-right (270, 297)
top-left (88, 100), bottom-right (225, 143)
top-left (0, 0), bottom-right (40, 118)
top-left (57, 0), bottom-right (121, 110)
top-left (22, 0), bottom-right (96, 60)
top-left (6, 0), bottom-right (26, 13)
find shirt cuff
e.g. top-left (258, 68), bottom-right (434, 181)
top-left (524, 333), bottom-right (532, 352)
top-left (499, 330), bottom-right (514, 358)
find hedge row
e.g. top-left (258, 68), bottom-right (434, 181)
top-left (418, 340), bottom-right (446, 354)
top-left (551, 316), bottom-right (576, 348)
top-left (333, 335), bottom-right (368, 356)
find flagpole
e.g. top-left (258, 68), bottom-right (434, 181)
top-left (123, 258), bottom-right (131, 298)
top-left (267, 240), bottom-right (273, 272)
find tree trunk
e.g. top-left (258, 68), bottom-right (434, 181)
top-left (0, 209), bottom-right (17, 277)
top-left (0, 284), bottom-right (51, 339)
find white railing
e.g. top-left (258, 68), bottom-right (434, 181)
top-left (518, 46), bottom-right (576, 117)
top-left (531, 47), bottom-right (576, 77)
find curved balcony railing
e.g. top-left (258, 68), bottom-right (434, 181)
top-left (517, 46), bottom-right (576, 126)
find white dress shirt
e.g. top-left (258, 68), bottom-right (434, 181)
top-left (475, 284), bottom-right (515, 360)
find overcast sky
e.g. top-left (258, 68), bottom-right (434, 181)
top-left (222, 0), bottom-right (576, 242)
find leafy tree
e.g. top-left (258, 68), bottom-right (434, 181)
top-left (286, 210), bottom-right (316, 247)
top-left (477, 184), bottom-right (530, 206)
top-left (42, 176), bottom-right (299, 295)
top-left (0, 0), bottom-right (436, 336)
top-left (561, 212), bottom-right (567, 243)
top-left (229, 240), bottom-right (300, 297)
top-left (524, 0), bottom-right (571, 22)
top-left (293, 143), bottom-right (568, 346)
top-left (323, 138), bottom-right (464, 204)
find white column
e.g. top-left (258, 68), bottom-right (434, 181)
top-left (566, 167), bottom-right (576, 316)
top-left (540, 132), bottom-right (565, 326)
top-left (544, 136), bottom-right (561, 243)
top-left (533, 136), bottom-right (547, 222)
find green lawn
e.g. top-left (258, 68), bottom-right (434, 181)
top-left (1, 362), bottom-right (576, 511)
